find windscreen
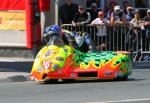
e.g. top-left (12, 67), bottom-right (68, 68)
top-left (47, 35), bottom-right (65, 47)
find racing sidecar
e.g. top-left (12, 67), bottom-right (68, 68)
top-left (30, 34), bottom-right (132, 83)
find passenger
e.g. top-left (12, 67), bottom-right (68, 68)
top-left (72, 31), bottom-right (96, 53)
top-left (43, 25), bottom-right (95, 53)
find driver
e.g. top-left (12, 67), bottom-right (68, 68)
top-left (43, 24), bottom-right (95, 53)
top-left (43, 24), bottom-right (79, 49)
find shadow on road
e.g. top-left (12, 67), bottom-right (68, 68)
top-left (37, 77), bottom-right (146, 85)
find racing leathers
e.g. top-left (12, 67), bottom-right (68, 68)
top-left (44, 28), bottom-right (95, 53)
top-left (61, 29), bottom-right (79, 49)
top-left (61, 29), bottom-right (95, 53)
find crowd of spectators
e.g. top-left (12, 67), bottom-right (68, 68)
top-left (59, 0), bottom-right (150, 52)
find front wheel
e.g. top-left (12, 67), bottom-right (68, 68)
top-left (63, 79), bottom-right (75, 83)
top-left (38, 79), bottom-right (58, 84)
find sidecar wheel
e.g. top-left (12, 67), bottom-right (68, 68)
top-left (114, 76), bottom-right (128, 81)
top-left (39, 79), bottom-right (58, 84)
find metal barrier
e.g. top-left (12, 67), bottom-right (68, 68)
top-left (61, 24), bottom-right (150, 61)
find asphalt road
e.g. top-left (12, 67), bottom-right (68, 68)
top-left (0, 67), bottom-right (150, 103)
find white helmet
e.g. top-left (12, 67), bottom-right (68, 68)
top-left (114, 5), bottom-right (120, 11)
top-left (147, 9), bottom-right (150, 13)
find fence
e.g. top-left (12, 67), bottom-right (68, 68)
top-left (61, 24), bottom-right (150, 61)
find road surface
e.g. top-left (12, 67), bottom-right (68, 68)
top-left (0, 68), bottom-right (150, 103)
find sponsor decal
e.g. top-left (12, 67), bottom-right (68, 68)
top-left (37, 67), bottom-right (43, 72)
top-left (55, 56), bottom-right (64, 61)
top-left (52, 64), bottom-right (59, 70)
top-left (44, 50), bottom-right (55, 58)
top-left (58, 69), bottom-right (63, 75)
top-left (0, 11), bottom-right (25, 30)
top-left (43, 60), bottom-right (51, 70)
top-left (0, 17), bottom-right (2, 24)
top-left (63, 47), bottom-right (68, 52)
top-left (71, 73), bottom-right (76, 77)
top-left (115, 71), bottom-right (122, 77)
top-left (104, 71), bottom-right (113, 76)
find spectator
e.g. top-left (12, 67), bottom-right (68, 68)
top-left (86, 0), bottom-right (99, 8)
top-left (144, 9), bottom-right (150, 34)
top-left (91, 11), bottom-right (109, 37)
top-left (125, 6), bottom-right (134, 24)
top-left (59, 0), bottom-right (78, 24)
top-left (125, 6), bottom-right (134, 50)
top-left (89, 2), bottom-right (99, 22)
top-left (129, 9), bottom-right (144, 51)
top-left (91, 11), bottom-right (110, 50)
top-left (110, 5), bottom-right (126, 25)
top-left (72, 5), bottom-right (91, 26)
top-left (122, 1), bottom-right (130, 15)
top-left (143, 9), bottom-right (150, 51)
top-left (106, 0), bottom-right (117, 20)
top-left (130, 9), bottom-right (143, 29)
top-left (86, 0), bottom-right (94, 7)
top-left (110, 5), bottom-right (126, 50)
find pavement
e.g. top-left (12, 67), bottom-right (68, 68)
top-left (0, 57), bottom-right (34, 82)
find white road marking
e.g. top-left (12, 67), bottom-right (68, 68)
top-left (86, 98), bottom-right (150, 103)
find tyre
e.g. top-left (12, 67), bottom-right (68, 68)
top-left (114, 76), bottom-right (128, 81)
top-left (63, 79), bottom-right (75, 83)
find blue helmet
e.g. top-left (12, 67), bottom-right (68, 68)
top-left (43, 24), bottom-right (61, 37)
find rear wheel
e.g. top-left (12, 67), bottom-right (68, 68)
top-left (114, 76), bottom-right (128, 81)
top-left (120, 76), bottom-right (128, 81)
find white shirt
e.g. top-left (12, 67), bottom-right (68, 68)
top-left (91, 18), bottom-right (109, 36)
